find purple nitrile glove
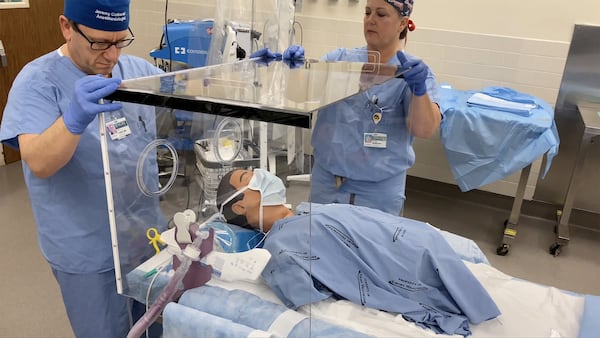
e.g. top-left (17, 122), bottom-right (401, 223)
top-left (63, 75), bottom-right (123, 135)
top-left (283, 45), bottom-right (304, 60)
top-left (396, 51), bottom-right (429, 96)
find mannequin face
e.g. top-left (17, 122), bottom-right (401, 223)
top-left (228, 170), bottom-right (262, 228)
top-left (223, 169), bottom-right (293, 232)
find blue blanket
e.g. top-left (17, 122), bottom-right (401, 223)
top-left (579, 295), bottom-right (600, 338)
top-left (162, 302), bottom-right (270, 338)
top-left (439, 85), bottom-right (559, 192)
top-left (178, 285), bottom-right (372, 337)
top-left (262, 204), bottom-right (500, 336)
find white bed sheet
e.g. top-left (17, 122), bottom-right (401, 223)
top-left (204, 260), bottom-right (584, 338)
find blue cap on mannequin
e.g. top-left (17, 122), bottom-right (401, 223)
top-left (64, 0), bottom-right (130, 31)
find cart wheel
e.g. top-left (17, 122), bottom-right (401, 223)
top-left (496, 243), bottom-right (510, 256)
top-left (549, 242), bottom-right (562, 256)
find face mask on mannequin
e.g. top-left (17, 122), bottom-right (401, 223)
top-left (248, 169), bottom-right (286, 233)
top-left (219, 169), bottom-right (287, 233)
top-left (247, 169), bottom-right (286, 206)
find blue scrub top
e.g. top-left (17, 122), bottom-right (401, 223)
top-left (312, 47), bottom-right (440, 182)
top-left (0, 50), bottom-right (164, 274)
top-left (262, 203), bottom-right (500, 336)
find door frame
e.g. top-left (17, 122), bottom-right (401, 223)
top-left (0, 0), bottom-right (64, 164)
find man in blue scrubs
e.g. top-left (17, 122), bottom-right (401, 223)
top-left (0, 1), bottom-right (163, 337)
top-left (217, 169), bottom-right (500, 336)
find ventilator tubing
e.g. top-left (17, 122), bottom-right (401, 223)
top-left (126, 215), bottom-right (218, 338)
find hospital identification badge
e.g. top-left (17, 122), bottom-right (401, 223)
top-left (364, 132), bottom-right (387, 148)
top-left (105, 117), bottom-right (131, 140)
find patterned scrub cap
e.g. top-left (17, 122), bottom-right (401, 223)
top-left (384, 0), bottom-right (413, 17)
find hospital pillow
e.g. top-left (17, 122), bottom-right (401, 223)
top-left (202, 221), bottom-right (264, 253)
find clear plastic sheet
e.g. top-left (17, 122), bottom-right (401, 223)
top-left (102, 58), bottom-right (400, 307)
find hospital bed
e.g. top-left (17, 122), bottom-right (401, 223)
top-left (126, 217), bottom-right (600, 338)
top-left (102, 57), bottom-right (588, 337)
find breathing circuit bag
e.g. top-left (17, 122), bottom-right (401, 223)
top-left (202, 221), bottom-right (264, 253)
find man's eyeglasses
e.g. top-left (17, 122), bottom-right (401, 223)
top-left (72, 22), bottom-right (135, 51)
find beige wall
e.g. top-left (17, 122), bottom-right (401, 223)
top-left (129, 0), bottom-right (600, 55)
top-left (415, 0), bottom-right (600, 42)
top-left (295, 0), bottom-right (600, 42)
top-left (128, 0), bottom-right (600, 199)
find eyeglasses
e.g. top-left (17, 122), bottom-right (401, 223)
top-left (72, 22), bottom-right (135, 50)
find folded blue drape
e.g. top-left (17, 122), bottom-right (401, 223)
top-left (178, 285), bottom-right (372, 337)
top-left (578, 295), bottom-right (600, 338)
top-left (439, 85), bottom-right (559, 191)
top-left (162, 302), bottom-right (271, 338)
top-left (467, 92), bottom-right (537, 116)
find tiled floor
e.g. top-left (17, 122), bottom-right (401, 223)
top-left (1, 161), bottom-right (599, 337)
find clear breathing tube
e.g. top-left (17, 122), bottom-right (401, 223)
top-left (136, 139), bottom-right (179, 197)
top-left (126, 213), bottom-right (220, 338)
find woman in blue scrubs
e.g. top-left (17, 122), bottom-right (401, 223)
top-left (293, 0), bottom-right (442, 215)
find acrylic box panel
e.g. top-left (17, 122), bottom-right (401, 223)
top-left (100, 106), bottom-right (313, 299)
top-left (102, 57), bottom-right (400, 299)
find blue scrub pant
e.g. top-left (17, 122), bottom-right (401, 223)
top-left (310, 163), bottom-right (406, 216)
top-left (52, 268), bottom-right (161, 338)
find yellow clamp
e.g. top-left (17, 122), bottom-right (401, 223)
top-left (146, 228), bottom-right (166, 254)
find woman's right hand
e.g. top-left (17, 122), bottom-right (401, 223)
top-left (283, 45), bottom-right (305, 60)
top-left (250, 48), bottom-right (282, 59)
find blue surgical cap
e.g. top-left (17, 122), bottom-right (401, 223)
top-left (384, 0), bottom-right (413, 17)
top-left (64, 0), bottom-right (130, 32)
